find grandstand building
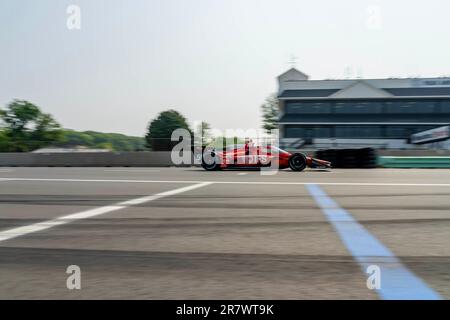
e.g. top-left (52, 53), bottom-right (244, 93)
top-left (277, 68), bottom-right (450, 149)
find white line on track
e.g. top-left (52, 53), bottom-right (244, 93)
top-left (237, 173), bottom-right (248, 176)
top-left (0, 182), bottom-right (212, 243)
top-left (2, 177), bottom-right (450, 187)
top-left (104, 169), bottom-right (161, 172)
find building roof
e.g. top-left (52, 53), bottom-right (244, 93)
top-left (277, 68), bottom-right (309, 81)
top-left (279, 87), bottom-right (450, 99)
top-left (277, 68), bottom-right (450, 99)
top-left (278, 89), bottom-right (339, 98)
top-left (383, 87), bottom-right (450, 96)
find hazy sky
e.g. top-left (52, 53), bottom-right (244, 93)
top-left (1, 0), bottom-right (450, 136)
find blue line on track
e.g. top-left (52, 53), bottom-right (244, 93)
top-left (306, 184), bottom-right (442, 300)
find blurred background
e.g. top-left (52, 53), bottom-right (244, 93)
top-left (0, 0), bottom-right (450, 167)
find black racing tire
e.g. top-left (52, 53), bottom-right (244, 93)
top-left (201, 149), bottom-right (220, 171)
top-left (289, 153), bottom-right (307, 172)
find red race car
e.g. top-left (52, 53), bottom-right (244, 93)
top-left (200, 144), bottom-right (331, 171)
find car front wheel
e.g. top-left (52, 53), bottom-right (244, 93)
top-left (289, 153), bottom-right (307, 172)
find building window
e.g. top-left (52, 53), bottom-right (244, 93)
top-left (311, 127), bottom-right (332, 138)
top-left (334, 126), bottom-right (382, 138)
top-left (334, 102), bottom-right (383, 114)
top-left (285, 126), bottom-right (304, 138)
top-left (384, 125), bottom-right (439, 138)
top-left (410, 125), bottom-right (439, 134)
top-left (285, 102), bottom-right (331, 114)
top-left (285, 126), bottom-right (332, 138)
top-left (385, 101), bottom-right (437, 113)
top-left (384, 126), bottom-right (410, 139)
top-left (440, 100), bottom-right (450, 113)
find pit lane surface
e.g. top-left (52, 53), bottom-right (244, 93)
top-left (0, 168), bottom-right (449, 299)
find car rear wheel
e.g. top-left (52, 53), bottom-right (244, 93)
top-left (201, 149), bottom-right (220, 171)
top-left (289, 153), bottom-right (307, 172)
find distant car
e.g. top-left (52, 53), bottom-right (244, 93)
top-left (200, 144), bottom-right (331, 171)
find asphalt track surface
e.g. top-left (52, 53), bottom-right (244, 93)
top-left (0, 167), bottom-right (449, 299)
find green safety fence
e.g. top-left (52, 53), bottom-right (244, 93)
top-left (378, 156), bottom-right (450, 168)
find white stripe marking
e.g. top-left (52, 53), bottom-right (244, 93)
top-left (2, 177), bottom-right (450, 187)
top-left (0, 182), bottom-right (212, 243)
top-left (104, 169), bottom-right (161, 172)
top-left (237, 173), bottom-right (248, 176)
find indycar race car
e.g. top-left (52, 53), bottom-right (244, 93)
top-left (200, 144), bottom-right (331, 171)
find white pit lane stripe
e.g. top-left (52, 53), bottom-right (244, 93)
top-left (306, 184), bottom-right (442, 300)
top-left (103, 169), bottom-right (161, 172)
top-left (0, 182), bottom-right (212, 243)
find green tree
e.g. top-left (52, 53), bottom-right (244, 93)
top-left (55, 130), bottom-right (147, 151)
top-left (95, 142), bottom-right (114, 150)
top-left (195, 121), bottom-right (212, 147)
top-left (58, 130), bottom-right (95, 147)
top-left (0, 100), bottom-right (62, 152)
top-left (260, 93), bottom-right (279, 133)
top-left (208, 136), bottom-right (244, 149)
top-left (0, 130), bottom-right (11, 151)
top-left (145, 110), bottom-right (192, 151)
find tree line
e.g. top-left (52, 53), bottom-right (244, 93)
top-left (0, 96), bottom-right (278, 152)
top-left (0, 100), bottom-right (146, 152)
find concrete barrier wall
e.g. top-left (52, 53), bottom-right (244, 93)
top-left (0, 152), bottom-right (194, 167)
top-left (3, 151), bottom-right (450, 168)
